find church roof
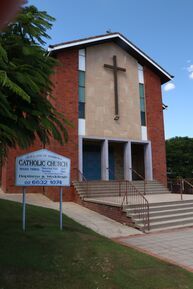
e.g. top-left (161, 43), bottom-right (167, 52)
top-left (48, 32), bottom-right (173, 84)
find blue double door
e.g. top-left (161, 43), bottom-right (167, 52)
top-left (83, 142), bottom-right (115, 181)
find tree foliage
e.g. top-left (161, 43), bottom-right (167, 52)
top-left (166, 137), bottom-right (193, 178)
top-left (0, 5), bottom-right (69, 164)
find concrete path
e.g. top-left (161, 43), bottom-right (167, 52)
top-left (0, 190), bottom-right (141, 238)
top-left (116, 227), bottom-right (193, 272)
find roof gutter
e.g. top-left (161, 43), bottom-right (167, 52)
top-left (48, 33), bottom-right (173, 83)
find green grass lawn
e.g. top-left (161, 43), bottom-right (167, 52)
top-left (1, 199), bottom-right (193, 289)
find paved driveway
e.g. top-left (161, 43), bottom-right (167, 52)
top-left (117, 228), bottom-right (193, 272)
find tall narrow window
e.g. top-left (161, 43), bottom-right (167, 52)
top-left (78, 49), bottom-right (86, 119)
top-left (139, 83), bottom-right (146, 126)
top-left (138, 64), bottom-right (146, 126)
top-left (78, 70), bottom-right (85, 118)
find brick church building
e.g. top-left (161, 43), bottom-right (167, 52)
top-left (1, 32), bottom-right (173, 201)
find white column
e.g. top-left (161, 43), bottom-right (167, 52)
top-left (101, 139), bottom-right (109, 180)
top-left (78, 136), bottom-right (83, 181)
top-left (124, 141), bottom-right (132, 181)
top-left (144, 142), bottom-right (153, 180)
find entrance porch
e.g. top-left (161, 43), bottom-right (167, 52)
top-left (79, 136), bottom-right (153, 182)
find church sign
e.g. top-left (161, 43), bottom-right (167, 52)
top-left (15, 149), bottom-right (70, 231)
top-left (15, 149), bottom-right (70, 187)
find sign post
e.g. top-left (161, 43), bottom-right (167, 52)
top-left (22, 187), bottom-right (26, 231)
top-left (15, 149), bottom-right (70, 231)
top-left (60, 187), bottom-right (63, 230)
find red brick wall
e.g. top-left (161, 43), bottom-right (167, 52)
top-left (83, 201), bottom-right (133, 226)
top-left (1, 161), bottom-right (7, 192)
top-left (144, 66), bottom-right (167, 185)
top-left (76, 198), bottom-right (133, 226)
top-left (44, 48), bottom-right (79, 201)
top-left (1, 48), bottom-right (79, 200)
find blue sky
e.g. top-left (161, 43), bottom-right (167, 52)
top-left (28, 0), bottom-right (193, 139)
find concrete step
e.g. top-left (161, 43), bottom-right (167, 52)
top-left (135, 212), bottom-right (193, 224)
top-left (73, 181), bottom-right (124, 185)
top-left (79, 193), bottom-right (120, 198)
top-left (76, 189), bottom-right (169, 196)
top-left (124, 205), bottom-right (193, 216)
top-left (76, 184), bottom-right (168, 193)
top-left (145, 217), bottom-right (193, 230)
top-left (126, 197), bottom-right (193, 232)
top-left (74, 180), bottom-right (193, 232)
top-left (130, 206), bottom-right (193, 218)
top-left (73, 180), bottom-right (171, 199)
top-left (129, 199), bottom-right (193, 208)
top-left (76, 186), bottom-right (123, 190)
top-left (149, 223), bottom-right (193, 232)
top-left (127, 203), bottom-right (193, 214)
top-left (131, 184), bottom-right (167, 188)
top-left (75, 187), bottom-right (123, 192)
top-left (131, 180), bottom-right (171, 195)
top-left (149, 199), bottom-right (193, 206)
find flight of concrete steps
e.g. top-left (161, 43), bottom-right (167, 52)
top-left (73, 180), bottom-right (193, 232)
top-left (73, 180), bottom-right (125, 198)
top-left (131, 180), bottom-right (170, 194)
top-left (125, 199), bottom-right (193, 232)
top-left (73, 180), bottom-right (169, 199)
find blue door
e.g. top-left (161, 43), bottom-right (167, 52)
top-left (83, 144), bottom-right (101, 180)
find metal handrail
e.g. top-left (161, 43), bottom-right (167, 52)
top-left (72, 168), bottom-right (88, 197)
top-left (184, 179), bottom-right (193, 189)
top-left (168, 178), bottom-right (193, 200)
top-left (73, 168), bottom-right (87, 182)
top-left (72, 168), bottom-right (150, 231)
top-left (180, 178), bottom-right (193, 200)
top-left (129, 167), bottom-right (146, 195)
top-left (121, 180), bottom-right (150, 232)
top-left (186, 178), bottom-right (193, 184)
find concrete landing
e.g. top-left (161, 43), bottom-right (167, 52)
top-left (146, 193), bottom-right (193, 203)
top-left (85, 193), bottom-right (193, 207)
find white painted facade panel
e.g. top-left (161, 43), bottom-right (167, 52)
top-left (138, 63), bottom-right (144, 84)
top-left (78, 119), bottom-right (86, 136)
top-left (141, 126), bottom-right (148, 140)
top-left (79, 49), bottom-right (86, 71)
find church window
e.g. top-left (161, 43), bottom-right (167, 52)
top-left (78, 49), bottom-right (86, 119)
top-left (139, 83), bottom-right (146, 126)
top-left (78, 70), bottom-right (85, 118)
top-left (138, 64), bottom-right (146, 126)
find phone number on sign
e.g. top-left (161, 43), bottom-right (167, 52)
top-left (24, 180), bottom-right (63, 185)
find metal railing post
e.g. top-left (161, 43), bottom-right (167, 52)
top-left (120, 180), bottom-right (150, 232)
top-left (180, 178), bottom-right (183, 200)
top-left (72, 168), bottom-right (88, 198)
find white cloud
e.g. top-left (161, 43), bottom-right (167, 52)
top-left (187, 64), bottom-right (193, 79)
top-left (189, 72), bottom-right (193, 79)
top-left (164, 82), bottom-right (175, 91)
top-left (187, 64), bottom-right (193, 72)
